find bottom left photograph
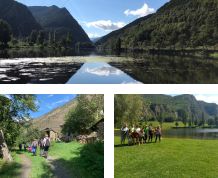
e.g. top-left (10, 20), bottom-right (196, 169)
top-left (0, 94), bottom-right (104, 178)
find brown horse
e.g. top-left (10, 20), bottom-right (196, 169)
top-left (128, 131), bottom-right (144, 145)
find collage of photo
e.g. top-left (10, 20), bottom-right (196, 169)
top-left (0, 0), bottom-right (218, 178)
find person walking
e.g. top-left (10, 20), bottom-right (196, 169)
top-left (43, 135), bottom-right (51, 159)
top-left (38, 138), bottom-right (45, 156)
top-left (155, 125), bottom-right (162, 143)
top-left (31, 139), bottom-right (38, 156)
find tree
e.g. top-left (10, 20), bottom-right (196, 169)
top-left (175, 122), bottom-right (179, 127)
top-left (114, 95), bottom-right (144, 127)
top-left (0, 95), bottom-right (38, 148)
top-left (29, 30), bottom-right (38, 45)
top-left (37, 31), bottom-right (45, 45)
top-left (208, 118), bottom-right (215, 126)
top-left (215, 116), bottom-right (218, 127)
top-left (62, 95), bottom-right (104, 135)
top-left (0, 20), bottom-right (12, 47)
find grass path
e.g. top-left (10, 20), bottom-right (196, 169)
top-left (47, 156), bottom-right (73, 178)
top-left (19, 154), bottom-right (31, 178)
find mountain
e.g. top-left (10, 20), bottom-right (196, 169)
top-left (97, 0), bottom-right (218, 49)
top-left (142, 94), bottom-right (218, 122)
top-left (31, 98), bottom-right (78, 133)
top-left (0, 0), bottom-right (41, 37)
top-left (28, 5), bottom-right (91, 44)
top-left (31, 95), bottom-right (102, 133)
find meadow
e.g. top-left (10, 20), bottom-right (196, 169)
top-left (0, 141), bottom-right (104, 178)
top-left (114, 136), bottom-right (218, 178)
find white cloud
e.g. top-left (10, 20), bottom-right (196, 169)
top-left (194, 95), bottom-right (218, 105)
top-left (87, 33), bottom-right (101, 38)
top-left (124, 3), bottom-right (155, 18)
top-left (86, 20), bottom-right (126, 31)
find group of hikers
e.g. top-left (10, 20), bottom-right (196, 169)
top-left (120, 123), bottom-right (162, 145)
top-left (19, 135), bottom-right (51, 158)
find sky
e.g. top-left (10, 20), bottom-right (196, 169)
top-left (16, 0), bottom-right (169, 38)
top-left (29, 94), bottom-right (77, 118)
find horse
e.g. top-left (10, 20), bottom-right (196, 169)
top-left (128, 131), bottom-right (144, 146)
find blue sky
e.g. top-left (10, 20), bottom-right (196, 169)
top-left (29, 94), bottom-right (77, 118)
top-left (16, 0), bottom-right (169, 38)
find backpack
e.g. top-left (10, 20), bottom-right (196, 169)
top-left (45, 138), bottom-right (50, 147)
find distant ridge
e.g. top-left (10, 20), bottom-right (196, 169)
top-left (28, 5), bottom-right (91, 44)
top-left (0, 0), bottom-right (41, 37)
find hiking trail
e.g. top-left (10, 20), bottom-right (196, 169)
top-left (47, 156), bottom-right (73, 178)
top-left (19, 154), bottom-right (31, 178)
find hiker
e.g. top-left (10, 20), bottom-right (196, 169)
top-left (144, 125), bottom-right (149, 143)
top-left (19, 143), bottom-right (22, 151)
top-left (148, 124), bottom-right (153, 142)
top-left (155, 126), bottom-right (162, 143)
top-left (38, 138), bottom-right (44, 156)
top-left (121, 123), bottom-right (129, 145)
top-left (31, 139), bottom-right (38, 156)
top-left (43, 135), bottom-right (51, 159)
top-left (24, 143), bottom-right (27, 151)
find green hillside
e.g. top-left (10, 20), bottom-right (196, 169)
top-left (97, 0), bottom-right (218, 50)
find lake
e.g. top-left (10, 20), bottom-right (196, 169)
top-left (114, 128), bottom-right (218, 140)
top-left (1, 49), bottom-right (218, 84)
top-left (164, 128), bottom-right (218, 140)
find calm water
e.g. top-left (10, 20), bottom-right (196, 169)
top-left (67, 62), bottom-right (141, 84)
top-left (164, 128), bottom-right (218, 139)
top-left (1, 49), bottom-right (218, 84)
top-left (114, 128), bottom-right (218, 140)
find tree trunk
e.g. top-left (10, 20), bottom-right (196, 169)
top-left (0, 130), bottom-right (12, 162)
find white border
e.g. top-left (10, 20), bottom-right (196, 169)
top-left (1, 84), bottom-right (218, 178)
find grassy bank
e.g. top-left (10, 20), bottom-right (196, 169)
top-left (114, 136), bottom-right (218, 178)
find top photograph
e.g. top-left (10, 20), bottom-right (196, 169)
top-left (0, 0), bottom-right (217, 84)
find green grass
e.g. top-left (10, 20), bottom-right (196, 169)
top-left (0, 152), bottom-right (22, 178)
top-left (49, 141), bottom-right (104, 178)
top-left (23, 150), bottom-right (52, 178)
top-left (114, 136), bottom-right (218, 178)
top-left (0, 141), bottom-right (103, 178)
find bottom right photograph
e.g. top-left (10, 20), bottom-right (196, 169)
top-left (114, 94), bottom-right (218, 178)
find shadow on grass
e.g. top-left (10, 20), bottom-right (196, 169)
top-left (48, 142), bottom-right (104, 178)
top-left (114, 141), bottom-right (160, 147)
top-left (39, 161), bottom-right (54, 178)
top-left (0, 161), bottom-right (22, 178)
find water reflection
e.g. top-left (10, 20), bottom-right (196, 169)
top-left (1, 49), bottom-right (218, 84)
top-left (0, 58), bottom-right (83, 84)
top-left (67, 62), bottom-right (141, 84)
top-left (164, 128), bottom-right (218, 140)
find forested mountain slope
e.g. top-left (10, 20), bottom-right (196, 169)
top-left (97, 0), bottom-right (218, 49)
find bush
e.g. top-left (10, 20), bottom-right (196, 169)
top-left (78, 142), bottom-right (104, 178)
